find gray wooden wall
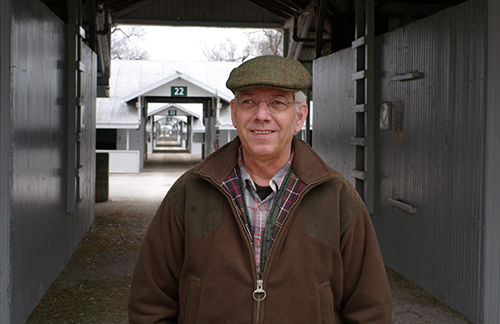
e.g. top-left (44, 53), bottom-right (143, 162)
top-left (313, 0), bottom-right (487, 322)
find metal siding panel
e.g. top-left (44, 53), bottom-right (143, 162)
top-left (373, 0), bottom-right (487, 321)
top-left (484, 0), bottom-right (500, 322)
top-left (312, 49), bottom-right (355, 183)
top-left (75, 43), bottom-right (98, 247)
top-left (10, 1), bottom-right (69, 320)
top-left (0, 0), bottom-right (12, 322)
top-left (313, 0), bottom-right (486, 321)
top-left (9, 0), bottom-right (97, 322)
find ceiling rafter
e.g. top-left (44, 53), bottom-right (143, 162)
top-left (273, 0), bottom-right (305, 12)
top-left (383, 0), bottom-right (463, 5)
top-left (99, 0), bottom-right (150, 13)
top-left (102, 0), bottom-right (159, 16)
top-left (82, 0), bottom-right (469, 79)
top-left (249, 0), bottom-right (302, 18)
top-left (315, 0), bottom-right (328, 58)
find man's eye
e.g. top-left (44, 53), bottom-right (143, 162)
top-left (270, 100), bottom-right (288, 109)
top-left (242, 99), bottom-right (254, 105)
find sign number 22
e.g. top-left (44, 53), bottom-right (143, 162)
top-left (171, 86), bottom-right (187, 97)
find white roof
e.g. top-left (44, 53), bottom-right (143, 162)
top-left (123, 72), bottom-right (233, 103)
top-left (96, 60), bottom-right (239, 128)
top-left (148, 103), bottom-right (201, 119)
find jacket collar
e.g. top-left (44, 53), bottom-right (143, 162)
top-left (195, 136), bottom-right (334, 185)
top-left (290, 136), bottom-right (334, 185)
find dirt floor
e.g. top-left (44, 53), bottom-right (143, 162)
top-left (26, 148), bottom-right (473, 323)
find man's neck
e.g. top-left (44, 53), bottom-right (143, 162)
top-left (242, 154), bottom-right (290, 187)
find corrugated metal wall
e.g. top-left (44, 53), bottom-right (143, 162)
top-left (313, 49), bottom-right (355, 184)
top-left (484, 0), bottom-right (500, 321)
top-left (0, 1), bottom-right (12, 322)
top-left (9, 0), bottom-right (97, 322)
top-left (313, 0), bottom-right (487, 322)
top-left (376, 1), bottom-right (487, 320)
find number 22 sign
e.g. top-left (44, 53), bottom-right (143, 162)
top-left (171, 86), bottom-right (187, 97)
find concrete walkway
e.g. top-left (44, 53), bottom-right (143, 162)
top-left (116, 148), bottom-right (472, 323)
top-left (27, 144), bottom-right (472, 323)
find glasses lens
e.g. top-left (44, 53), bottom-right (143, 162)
top-left (237, 97), bottom-right (291, 112)
top-left (269, 100), bottom-right (288, 111)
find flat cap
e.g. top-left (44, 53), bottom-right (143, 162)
top-left (226, 55), bottom-right (312, 93)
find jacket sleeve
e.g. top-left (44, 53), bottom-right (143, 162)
top-left (340, 207), bottom-right (393, 323)
top-left (128, 196), bottom-right (184, 324)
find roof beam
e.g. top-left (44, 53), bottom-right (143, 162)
top-left (106, 0), bottom-right (159, 16)
top-left (249, 0), bottom-right (301, 18)
top-left (273, 0), bottom-right (304, 12)
top-left (382, 0), bottom-right (463, 5)
top-left (315, 0), bottom-right (328, 58)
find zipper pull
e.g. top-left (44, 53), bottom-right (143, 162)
top-left (253, 279), bottom-right (266, 301)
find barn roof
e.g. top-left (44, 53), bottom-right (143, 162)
top-left (96, 60), bottom-right (238, 128)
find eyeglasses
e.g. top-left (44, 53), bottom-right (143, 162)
top-left (235, 97), bottom-right (299, 113)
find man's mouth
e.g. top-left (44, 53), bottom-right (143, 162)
top-left (253, 130), bottom-right (273, 135)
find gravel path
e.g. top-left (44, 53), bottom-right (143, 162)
top-left (26, 150), bottom-right (472, 323)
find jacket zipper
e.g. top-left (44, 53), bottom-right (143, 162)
top-left (201, 174), bottom-right (330, 324)
top-left (201, 176), bottom-right (262, 303)
top-left (253, 190), bottom-right (302, 323)
top-left (254, 179), bottom-right (329, 323)
top-left (209, 179), bottom-right (265, 324)
top-left (254, 279), bottom-right (265, 323)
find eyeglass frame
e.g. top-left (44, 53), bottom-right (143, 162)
top-left (233, 97), bottom-right (301, 113)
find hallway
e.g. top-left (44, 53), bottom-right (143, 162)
top-left (27, 149), bottom-right (471, 323)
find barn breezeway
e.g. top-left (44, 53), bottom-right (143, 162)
top-left (26, 147), bottom-right (471, 324)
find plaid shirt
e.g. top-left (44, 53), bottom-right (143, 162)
top-left (221, 147), bottom-right (305, 274)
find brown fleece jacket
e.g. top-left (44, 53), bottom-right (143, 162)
top-left (128, 136), bottom-right (392, 324)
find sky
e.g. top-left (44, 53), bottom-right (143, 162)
top-left (134, 26), bottom-right (263, 62)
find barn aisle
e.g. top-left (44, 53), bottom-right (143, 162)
top-left (26, 148), bottom-right (470, 323)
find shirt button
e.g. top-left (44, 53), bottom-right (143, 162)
top-left (259, 205), bottom-right (265, 211)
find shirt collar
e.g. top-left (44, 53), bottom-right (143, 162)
top-left (237, 146), bottom-right (294, 192)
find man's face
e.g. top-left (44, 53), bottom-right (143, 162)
top-left (231, 88), bottom-right (308, 166)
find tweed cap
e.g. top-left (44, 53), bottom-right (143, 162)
top-left (226, 55), bottom-right (312, 93)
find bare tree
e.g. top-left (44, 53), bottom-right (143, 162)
top-left (203, 29), bottom-right (283, 62)
top-left (247, 29), bottom-right (283, 56)
top-left (202, 38), bottom-right (247, 62)
top-left (111, 25), bottom-right (150, 60)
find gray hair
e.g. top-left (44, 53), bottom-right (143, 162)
top-left (294, 91), bottom-right (307, 104)
top-left (294, 91), bottom-right (307, 112)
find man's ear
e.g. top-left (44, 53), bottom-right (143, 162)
top-left (294, 103), bottom-right (308, 133)
top-left (230, 99), bottom-right (237, 128)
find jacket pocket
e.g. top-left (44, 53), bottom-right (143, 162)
top-left (319, 281), bottom-right (334, 324)
top-left (185, 277), bottom-right (202, 324)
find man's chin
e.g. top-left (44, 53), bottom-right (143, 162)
top-left (246, 145), bottom-right (278, 161)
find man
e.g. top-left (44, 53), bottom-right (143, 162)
top-left (128, 55), bottom-right (392, 323)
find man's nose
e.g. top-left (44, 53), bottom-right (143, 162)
top-left (254, 101), bottom-right (272, 118)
